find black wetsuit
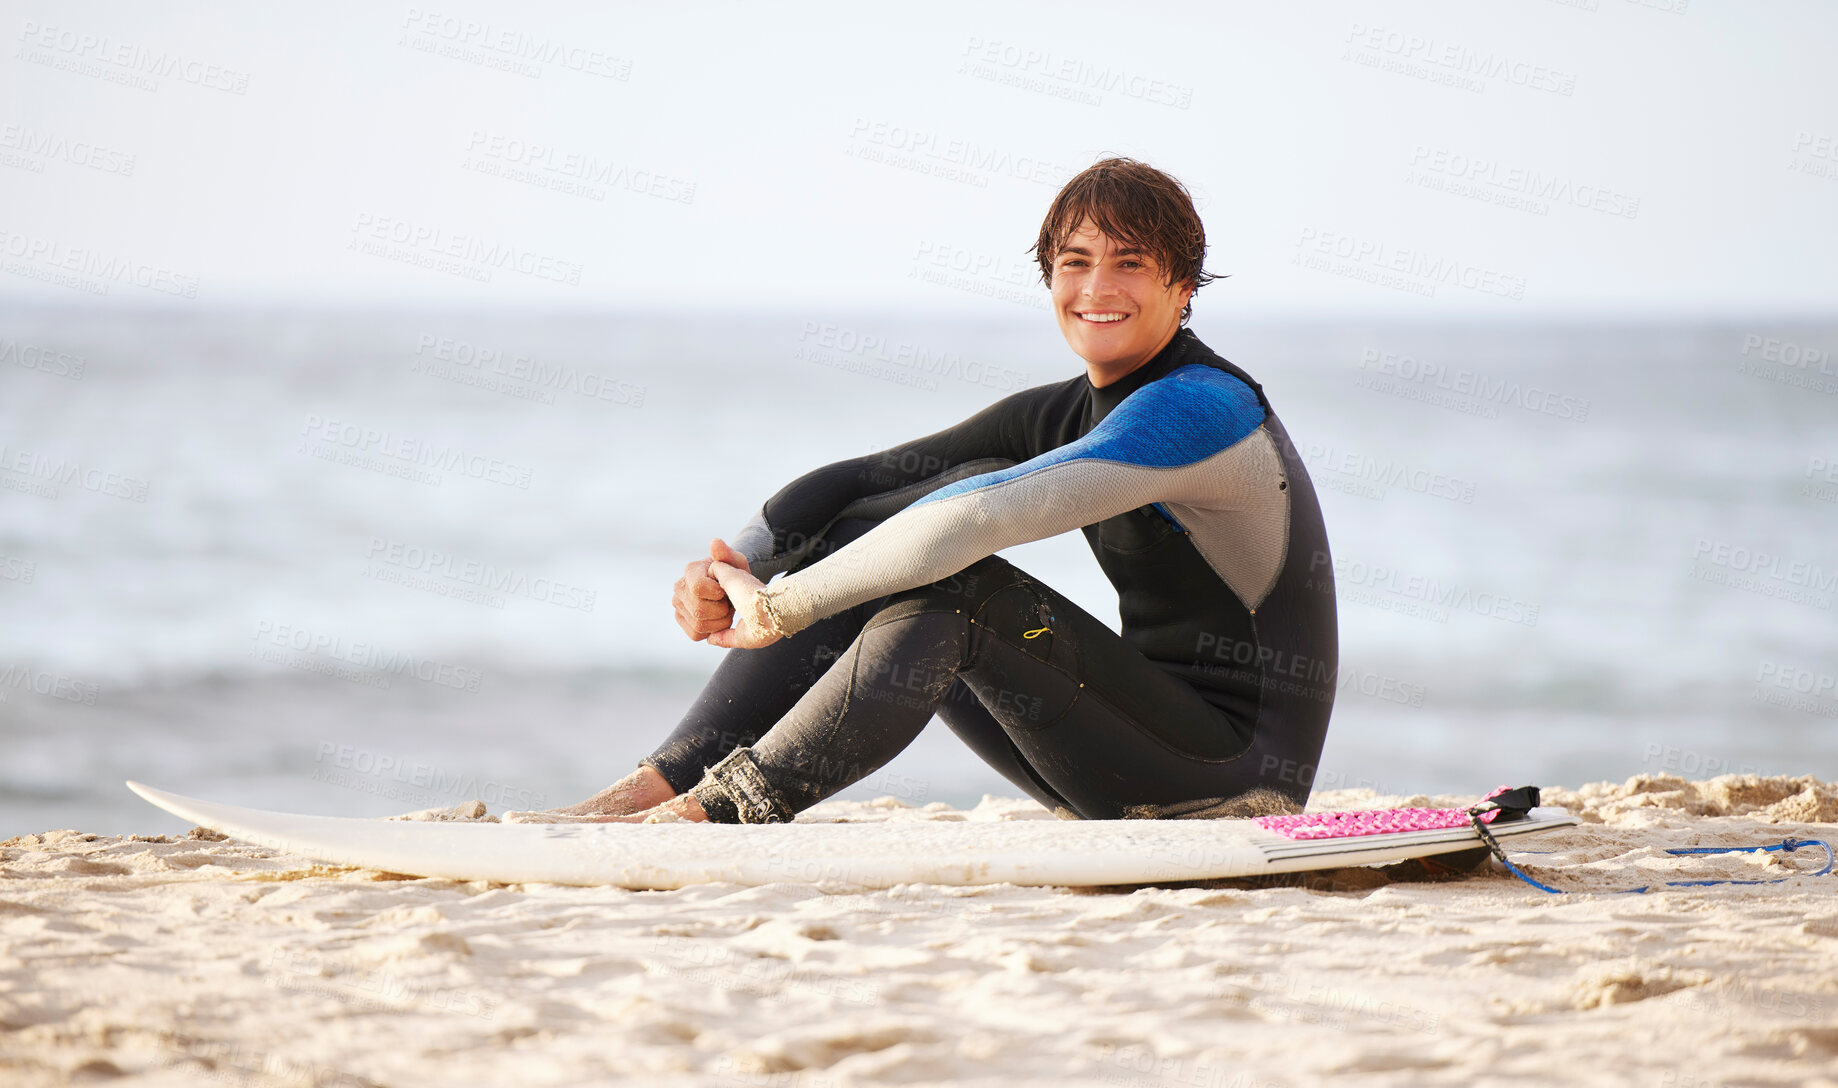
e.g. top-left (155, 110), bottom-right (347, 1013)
top-left (642, 326), bottom-right (1338, 822)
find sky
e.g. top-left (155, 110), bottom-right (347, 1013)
top-left (2, 0), bottom-right (1836, 318)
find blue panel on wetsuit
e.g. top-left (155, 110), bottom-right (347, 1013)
top-left (911, 365), bottom-right (1265, 508)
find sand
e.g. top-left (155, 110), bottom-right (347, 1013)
top-left (4, 774), bottom-right (1837, 1088)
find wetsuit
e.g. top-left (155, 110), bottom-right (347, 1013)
top-left (641, 326), bottom-right (1338, 822)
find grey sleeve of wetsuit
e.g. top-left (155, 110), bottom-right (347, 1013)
top-left (729, 508), bottom-right (779, 576)
top-left (720, 387), bottom-right (1053, 583)
top-left (757, 367), bottom-right (1285, 635)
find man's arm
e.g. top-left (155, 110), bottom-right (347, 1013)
top-left (727, 383), bottom-right (1062, 580)
top-left (752, 365), bottom-right (1271, 634)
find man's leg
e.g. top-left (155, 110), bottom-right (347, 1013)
top-left (636, 598), bottom-right (880, 795)
top-left (521, 518), bottom-right (892, 819)
top-left (623, 516), bottom-right (888, 806)
top-left (926, 565), bottom-right (1304, 819)
top-left (508, 594), bottom-right (882, 821)
top-left (689, 554), bottom-right (1311, 823)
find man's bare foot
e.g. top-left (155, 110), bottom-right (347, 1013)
top-left (501, 765), bottom-right (677, 823)
top-left (503, 793), bottom-right (708, 824)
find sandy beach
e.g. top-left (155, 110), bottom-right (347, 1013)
top-left (4, 773), bottom-right (1836, 1088)
top-left (6, 2), bottom-right (1836, 1084)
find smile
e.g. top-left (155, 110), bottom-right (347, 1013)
top-left (1075, 312), bottom-right (1129, 324)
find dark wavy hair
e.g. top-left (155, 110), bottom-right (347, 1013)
top-left (1030, 157), bottom-right (1219, 324)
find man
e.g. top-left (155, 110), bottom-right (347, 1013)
top-left (508, 158), bottom-right (1338, 826)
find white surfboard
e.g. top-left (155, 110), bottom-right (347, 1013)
top-left (126, 780), bottom-right (1578, 890)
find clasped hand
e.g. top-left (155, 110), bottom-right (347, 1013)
top-left (670, 537), bottom-right (781, 650)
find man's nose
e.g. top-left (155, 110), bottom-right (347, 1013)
top-left (1083, 265), bottom-right (1122, 301)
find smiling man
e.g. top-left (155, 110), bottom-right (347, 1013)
top-left (509, 158), bottom-right (1339, 826)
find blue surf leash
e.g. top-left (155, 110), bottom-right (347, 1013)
top-left (1465, 787), bottom-right (1835, 895)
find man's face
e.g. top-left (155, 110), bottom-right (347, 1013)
top-left (1049, 218), bottom-right (1193, 375)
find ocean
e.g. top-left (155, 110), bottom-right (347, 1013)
top-left (2, 306), bottom-right (1833, 836)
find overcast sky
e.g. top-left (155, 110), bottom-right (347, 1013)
top-left (3, 0), bottom-right (1835, 317)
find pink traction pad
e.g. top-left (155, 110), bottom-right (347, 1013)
top-left (1254, 787), bottom-right (1511, 840)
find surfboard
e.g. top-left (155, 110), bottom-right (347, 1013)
top-left (126, 780), bottom-right (1579, 890)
